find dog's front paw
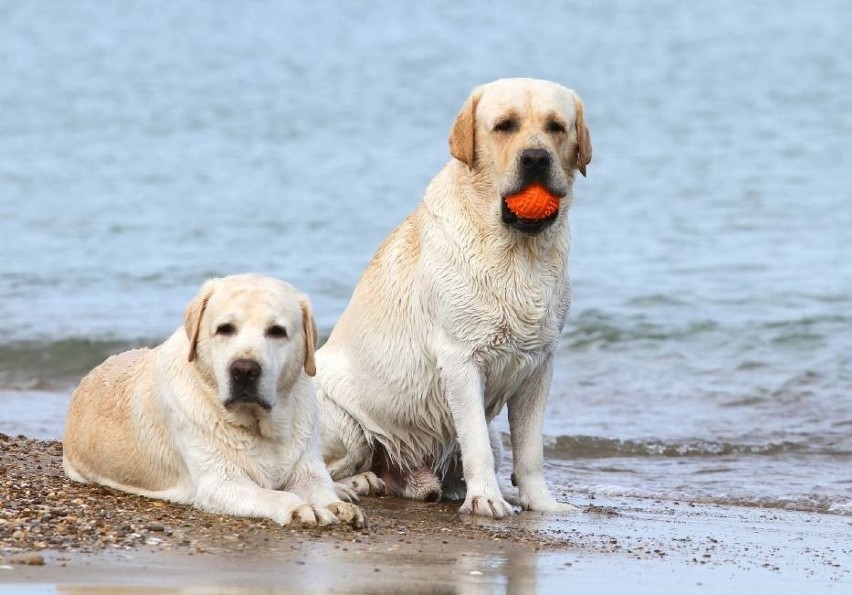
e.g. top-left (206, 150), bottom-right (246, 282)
top-left (341, 471), bottom-right (386, 497)
top-left (290, 503), bottom-right (319, 526)
top-left (459, 491), bottom-right (517, 518)
top-left (289, 503), bottom-right (341, 527)
top-left (327, 501), bottom-right (366, 529)
top-left (312, 505), bottom-right (341, 526)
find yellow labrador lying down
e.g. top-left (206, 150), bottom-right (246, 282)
top-left (317, 78), bottom-right (592, 517)
top-left (63, 274), bottom-right (364, 528)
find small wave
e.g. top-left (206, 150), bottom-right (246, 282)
top-left (543, 434), bottom-right (844, 458)
top-left (0, 338), bottom-right (156, 390)
top-left (562, 309), bottom-right (852, 353)
top-left (562, 309), bottom-right (720, 349)
top-left (0, 331), bottom-right (338, 390)
top-left (828, 500), bottom-right (852, 514)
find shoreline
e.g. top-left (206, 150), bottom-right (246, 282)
top-left (1, 435), bottom-right (850, 593)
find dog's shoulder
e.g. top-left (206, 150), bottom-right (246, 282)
top-left (363, 210), bottom-right (425, 278)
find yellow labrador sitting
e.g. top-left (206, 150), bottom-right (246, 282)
top-left (63, 274), bottom-right (364, 528)
top-left (317, 78), bottom-right (592, 517)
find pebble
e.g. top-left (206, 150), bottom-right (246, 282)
top-left (7, 554), bottom-right (45, 566)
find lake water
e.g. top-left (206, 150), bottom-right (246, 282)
top-left (1, 0), bottom-right (850, 515)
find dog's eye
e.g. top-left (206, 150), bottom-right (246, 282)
top-left (266, 325), bottom-right (288, 339)
top-left (546, 120), bottom-right (567, 134)
top-left (215, 323), bottom-right (236, 336)
top-left (493, 118), bottom-right (518, 133)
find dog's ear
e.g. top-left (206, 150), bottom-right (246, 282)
top-left (449, 88), bottom-right (482, 169)
top-left (184, 280), bottom-right (215, 362)
top-left (573, 95), bottom-right (592, 177)
top-left (299, 297), bottom-right (318, 377)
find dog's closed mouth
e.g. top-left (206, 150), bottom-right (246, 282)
top-left (225, 393), bottom-right (272, 411)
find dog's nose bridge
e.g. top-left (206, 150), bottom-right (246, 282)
top-left (229, 335), bottom-right (266, 361)
top-left (525, 133), bottom-right (545, 147)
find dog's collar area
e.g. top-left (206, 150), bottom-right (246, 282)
top-left (500, 199), bottom-right (559, 235)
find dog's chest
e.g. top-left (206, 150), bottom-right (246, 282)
top-left (453, 258), bottom-right (569, 410)
top-left (250, 444), bottom-right (291, 488)
top-left (215, 432), bottom-right (295, 490)
top-left (472, 295), bottom-right (563, 420)
top-left (465, 276), bottom-right (566, 360)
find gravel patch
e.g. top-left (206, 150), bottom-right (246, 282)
top-left (1, 433), bottom-right (567, 561)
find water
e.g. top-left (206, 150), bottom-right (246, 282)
top-left (1, 1), bottom-right (850, 515)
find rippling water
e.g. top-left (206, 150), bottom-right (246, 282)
top-left (1, 0), bottom-right (850, 515)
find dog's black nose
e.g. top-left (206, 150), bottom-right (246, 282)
top-left (230, 359), bottom-right (261, 383)
top-left (520, 148), bottom-right (552, 174)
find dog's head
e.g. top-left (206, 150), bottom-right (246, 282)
top-left (449, 78), bottom-right (592, 235)
top-left (182, 274), bottom-right (317, 416)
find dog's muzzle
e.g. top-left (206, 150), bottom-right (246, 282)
top-left (224, 358), bottom-right (271, 411)
top-left (501, 148), bottom-right (562, 235)
top-left (501, 199), bottom-right (560, 235)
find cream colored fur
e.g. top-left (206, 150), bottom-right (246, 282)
top-left (316, 78), bottom-right (592, 517)
top-left (63, 274), bottom-right (364, 528)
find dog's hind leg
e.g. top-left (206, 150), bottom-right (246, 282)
top-left (326, 442), bottom-right (386, 500)
top-left (319, 396), bottom-right (368, 476)
top-left (318, 397), bottom-right (386, 499)
top-left (489, 424), bottom-right (523, 506)
top-left (489, 424), bottom-right (504, 475)
top-left (335, 471), bottom-right (386, 499)
top-left (439, 448), bottom-right (466, 501)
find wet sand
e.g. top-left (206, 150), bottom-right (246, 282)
top-left (1, 435), bottom-right (849, 593)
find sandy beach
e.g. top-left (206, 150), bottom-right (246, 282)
top-left (0, 434), bottom-right (848, 594)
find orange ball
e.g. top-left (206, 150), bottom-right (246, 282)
top-left (504, 184), bottom-right (559, 220)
